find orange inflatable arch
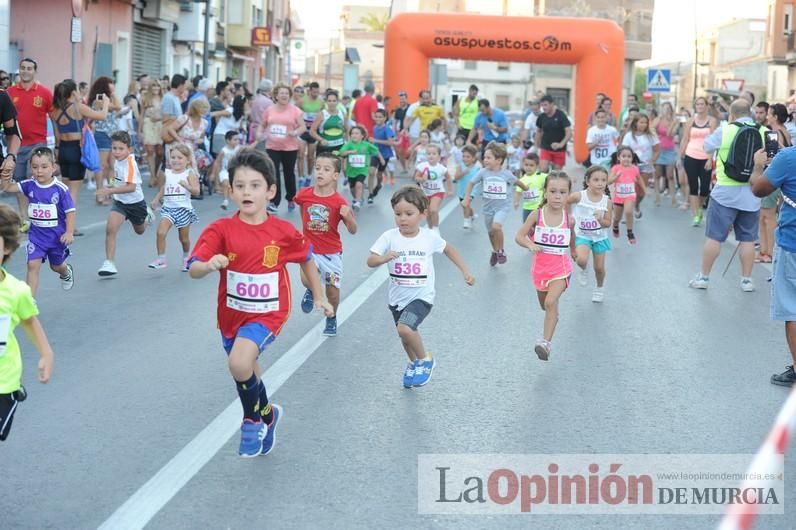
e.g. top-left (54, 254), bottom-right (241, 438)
top-left (384, 13), bottom-right (625, 164)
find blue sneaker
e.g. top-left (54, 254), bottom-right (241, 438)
top-left (239, 419), bottom-right (266, 457)
top-left (413, 356), bottom-right (436, 387)
top-left (300, 288), bottom-right (314, 313)
top-left (322, 316), bottom-right (337, 337)
top-left (260, 404), bottom-right (282, 456)
top-left (402, 363), bottom-right (415, 388)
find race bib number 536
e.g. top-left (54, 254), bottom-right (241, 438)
top-left (226, 271), bottom-right (279, 313)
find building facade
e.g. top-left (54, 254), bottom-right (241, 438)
top-left (767, 0), bottom-right (796, 102)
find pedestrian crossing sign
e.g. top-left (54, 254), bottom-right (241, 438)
top-left (646, 69), bottom-right (671, 93)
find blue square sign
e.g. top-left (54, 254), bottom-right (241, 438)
top-left (647, 69), bottom-right (671, 93)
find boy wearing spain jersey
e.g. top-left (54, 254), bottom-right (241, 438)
top-left (189, 148), bottom-right (333, 458)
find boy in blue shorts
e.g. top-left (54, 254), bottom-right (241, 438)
top-left (189, 148), bottom-right (333, 457)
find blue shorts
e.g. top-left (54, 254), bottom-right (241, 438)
top-left (94, 131), bottom-right (112, 152)
top-left (575, 237), bottom-right (612, 254)
top-left (27, 240), bottom-right (70, 266)
top-left (221, 322), bottom-right (276, 356)
top-left (771, 247), bottom-right (796, 321)
top-left (704, 200), bottom-right (759, 243)
top-left (656, 149), bottom-right (677, 167)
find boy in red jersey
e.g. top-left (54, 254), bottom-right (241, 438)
top-left (294, 152), bottom-right (358, 337)
top-left (189, 148), bottom-right (333, 458)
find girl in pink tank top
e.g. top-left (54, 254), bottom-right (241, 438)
top-left (515, 171), bottom-right (576, 361)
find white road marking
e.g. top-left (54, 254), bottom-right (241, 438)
top-left (98, 198), bottom-right (461, 530)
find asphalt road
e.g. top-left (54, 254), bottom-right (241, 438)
top-left (1, 166), bottom-right (793, 530)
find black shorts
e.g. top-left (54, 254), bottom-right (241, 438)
top-left (389, 299), bottom-right (433, 330)
top-left (300, 131), bottom-right (317, 144)
top-left (457, 128), bottom-right (471, 141)
top-left (0, 392), bottom-right (21, 441)
top-left (347, 175), bottom-right (367, 186)
top-left (57, 140), bottom-right (86, 181)
top-left (111, 199), bottom-right (149, 226)
top-left (370, 155), bottom-right (390, 172)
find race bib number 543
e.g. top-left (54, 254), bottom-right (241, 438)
top-left (226, 271), bottom-right (279, 313)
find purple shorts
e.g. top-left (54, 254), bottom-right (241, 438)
top-left (26, 239), bottom-right (70, 266)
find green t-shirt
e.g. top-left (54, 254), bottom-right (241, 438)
top-left (515, 171), bottom-right (547, 211)
top-left (339, 140), bottom-right (379, 179)
top-left (0, 271), bottom-right (39, 393)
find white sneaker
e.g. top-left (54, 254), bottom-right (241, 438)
top-left (220, 199), bottom-right (228, 210)
top-left (577, 268), bottom-right (588, 287)
top-left (86, 179), bottom-right (96, 191)
top-left (591, 288), bottom-right (604, 303)
top-left (463, 217), bottom-right (472, 230)
top-left (145, 206), bottom-right (155, 226)
top-left (60, 263), bottom-right (74, 291)
top-left (98, 260), bottom-right (117, 277)
top-left (740, 278), bottom-right (755, 292)
top-left (688, 274), bottom-right (709, 289)
top-left (148, 258), bottom-right (167, 270)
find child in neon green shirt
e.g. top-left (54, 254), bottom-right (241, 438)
top-left (0, 204), bottom-right (55, 441)
top-left (338, 125), bottom-right (384, 211)
top-left (513, 153), bottom-right (547, 222)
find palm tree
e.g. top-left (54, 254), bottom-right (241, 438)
top-left (359, 12), bottom-right (388, 32)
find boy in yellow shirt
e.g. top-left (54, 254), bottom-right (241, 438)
top-left (513, 153), bottom-right (547, 222)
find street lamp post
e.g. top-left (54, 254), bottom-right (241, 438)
top-left (202, 0), bottom-right (210, 77)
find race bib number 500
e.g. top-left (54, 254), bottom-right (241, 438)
top-left (226, 271), bottom-right (279, 313)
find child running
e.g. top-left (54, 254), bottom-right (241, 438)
top-left (414, 144), bottom-right (453, 231)
top-left (585, 109), bottom-right (619, 169)
top-left (567, 165), bottom-right (613, 302)
top-left (513, 152), bottom-right (547, 223)
top-left (371, 108), bottom-right (398, 192)
top-left (338, 125), bottom-right (383, 210)
top-left (462, 141), bottom-right (528, 266)
top-left (97, 131), bottom-right (153, 277)
top-left (410, 130), bottom-right (431, 167)
top-left (0, 147), bottom-right (75, 295)
top-left (609, 146), bottom-right (646, 245)
top-left (295, 152), bottom-right (358, 337)
top-left (0, 204), bottom-right (55, 442)
top-left (148, 143), bottom-right (200, 271)
top-left (507, 134), bottom-right (527, 176)
top-left (188, 148), bottom-right (332, 457)
top-left (367, 186), bottom-right (474, 388)
top-left (453, 144), bottom-right (479, 229)
top-left (515, 171), bottom-right (576, 361)
top-left (217, 130), bottom-right (242, 210)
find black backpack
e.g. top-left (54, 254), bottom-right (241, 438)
top-left (721, 121), bottom-right (763, 183)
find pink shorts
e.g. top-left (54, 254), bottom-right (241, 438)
top-left (613, 194), bottom-right (637, 205)
top-left (540, 149), bottom-right (566, 168)
top-left (532, 253), bottom-right (573, 291)
top-left (426, 192), bottom-right (445, 201)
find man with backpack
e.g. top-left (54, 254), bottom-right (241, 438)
top-left (688, 98), bottom-right (766, 292)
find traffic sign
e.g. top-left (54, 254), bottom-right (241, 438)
top-left (646, 68), bottom-right (671, 93)
top-left (721, 79), bottom-right (745, 93)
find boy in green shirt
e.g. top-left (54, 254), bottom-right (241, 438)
top-left (338, 125), bottom-right (384, 211)
top-left (513, 152), bottom-right (547, 222)
top-left (0, 204), bottom-right (55, 441)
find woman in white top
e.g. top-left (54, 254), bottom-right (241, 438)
top-left (621, 113), bottom-right (660, 217)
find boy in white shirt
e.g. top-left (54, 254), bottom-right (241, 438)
top-left (96, 131), bottom-right (153, 277)
top-left (585, 109), bottom-right (619, 168)
top-left (368, 186), bottom-right (474, 388)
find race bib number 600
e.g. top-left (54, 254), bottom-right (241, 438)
top-left (226, 271), bottom-right (279, 313)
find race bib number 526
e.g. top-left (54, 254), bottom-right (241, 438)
top-left (226, 271), bottom-right (279, 313)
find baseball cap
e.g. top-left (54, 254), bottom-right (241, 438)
top-left (197, 78), bottom-right (214, 91)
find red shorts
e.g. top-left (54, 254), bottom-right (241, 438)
top-left (426, 192), bottom-right (445, 201)
top-left (540, 149), bottom-right (566, 168)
